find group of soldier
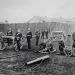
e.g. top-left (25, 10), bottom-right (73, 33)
top-left (6, 28), bottom-right (22, 51)
top-left (1, 27), bottom-right (75, 55)
top-left (6, 28), bottom-right (49, 51)
top-left (59, 34), bottom-right (75, 55)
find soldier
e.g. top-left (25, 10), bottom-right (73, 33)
top-left (72, 40), bottom-right (75, 49)
top-left (26, 28), bottom-right (32, 49)
top-left (45, 30), bottom-right (48, 39)
top-left (72, 40), bottom-right (75, 55)
top-left (7, 28), bottom-right (13, 46)
top-left (0, 32), bottom-right (5, 49)
top-left (59, 40), bottom-right (65, 55)
top-left (39, 40), bottom-right (46, 50)
top-left (72, 32), bottom-right (75, 49)
top-left (41, 30), bottom-right (44, 39)
top-left (15, 29), bottom-right (22, 51)
top-left (47, 42), bottom-right (53, 51)
top-left (35, 29), bottom-right (40, 46)
top-left (7, 28), bottom-right (13, 36)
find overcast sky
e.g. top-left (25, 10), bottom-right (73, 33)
top-left (0, 0), bottom-right (75, 23)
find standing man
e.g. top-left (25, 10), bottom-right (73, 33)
top-left (35, 29), bottom-right (40, 46)
top-left (7, 28), bottom-right (13, 46)
top-left (26, 28), bottom-right (32, 49)
top-left (41, 30), bottom-right (44, 39)
top-left (72, 40), bottom-right (75, 49)
top-left (45, 30), bottom-right (48, 39)
top-left (0, 32), bottom-right (5, 49)
top-left (72, 32), bottom-right (75, 50)
top-left (59, 40), bottom-right (65, 55)
top-left (15, 29), bottom-right (22, 51)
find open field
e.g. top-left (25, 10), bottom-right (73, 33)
top-left (0, 38), bottom-right (75, 75)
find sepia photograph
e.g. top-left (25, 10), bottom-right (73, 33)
top-left (0, 0), bottom-right (75, 75)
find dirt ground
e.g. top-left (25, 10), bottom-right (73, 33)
top-left (0, 38), bottom-right (75, 75)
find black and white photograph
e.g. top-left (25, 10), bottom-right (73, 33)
top-left (0, 0), bottom-right (75, 75)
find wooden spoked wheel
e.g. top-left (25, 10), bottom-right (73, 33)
top-left (0, 42), bottom-right (6, 50)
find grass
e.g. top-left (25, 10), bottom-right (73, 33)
top-left (0, 38), bottom-right (75, 75)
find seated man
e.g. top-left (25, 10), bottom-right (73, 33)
top-left (39, 41), bottom-right (55, 53)
top-left (39, 40), bottom-right (46, 50)
top-left (64, 46), bottom-right (72, 56)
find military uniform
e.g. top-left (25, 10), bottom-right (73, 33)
top-left (7, 31), bottom-right (13, 46)
top-left (26, 31), bottom-right (32, 49)
top-left (72, 40), bottom-right (75, 48)
top-left (15, 32), bottom-right (22, 51)
top-left (47, 43), bottom-right (53, 51)
top-left (59, 41), bottom-right (65, 54)
top-left (45, 30), bottom-right (48, 39)
top-left (0, 33), bottom-right (5, 48)
top-left (41, 31), bottom-right (44, 39)
top-left (7, 31), bottom-right (13, 36)
top-left (35, 31), bottom-right (40, 46)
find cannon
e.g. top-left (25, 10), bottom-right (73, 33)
top-left (0, 36), bottom-right (16, 50)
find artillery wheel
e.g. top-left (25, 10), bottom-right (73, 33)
top-left (0, 42), bottom-right (6, 50)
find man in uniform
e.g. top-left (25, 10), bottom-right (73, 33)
top-left (72, 32), bottom-right (75, 48)
top-left (45, 30), bottom-right (48, 39)
top-left (47, 42), bottom-right (54, 52)
top-left (7, 28), bottom-right (13, 46)
top-left (72, 40), bottom-right (75, 49)
top-left (0, 32), bottom-right (5, 49)
top-left (15, 29), bottom-right (22, 51)
top-left (41, 30), bottom-right (44, 39)
top-left (26, 28), bottom-right (32, 49)
top-left (35, 29), bottom-right (40, 46)
top-left (59, 40), bottom-right (65, 55)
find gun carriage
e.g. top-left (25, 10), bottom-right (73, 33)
top-left (0, 35), bottom-right (16, 50)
